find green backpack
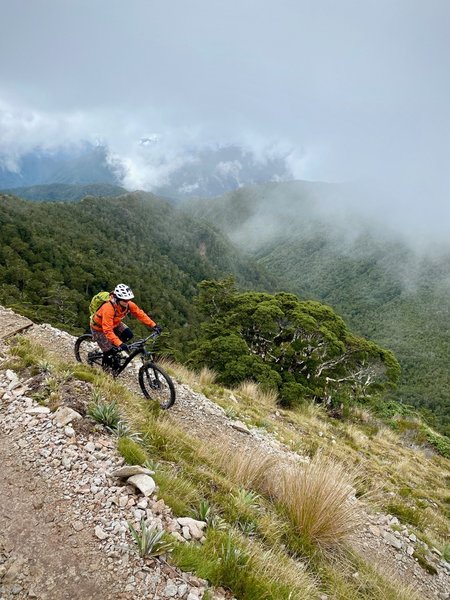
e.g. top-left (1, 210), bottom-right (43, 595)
top-left (89, 291), bottom-right (111, 322)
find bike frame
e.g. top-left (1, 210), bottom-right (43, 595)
top-left (90, 333), bottom-right (158, 377)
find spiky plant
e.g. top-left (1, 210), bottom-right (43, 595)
top-left (128, 519), bottom-right (174, 557)
top-left (113, 420), bottom-right (143, 441)
top-left (233, 488), bottom-right (261, 510)
top-left (197, 499), bottom-right (212, 523)
top-left (88, 399), bottom-right (121, 429)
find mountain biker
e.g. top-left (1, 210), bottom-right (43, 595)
top-left (90, 283), bottom-right (161, 371)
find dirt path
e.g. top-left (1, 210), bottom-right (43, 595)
top-left (0, 430), bottom-right (127, 600)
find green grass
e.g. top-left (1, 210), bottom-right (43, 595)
top-left (385, 501), bottom-right (424, 528)
top-left (173, 529), bottom-right (317, 600)
top-left (117, 437), bottom-right (149, 465)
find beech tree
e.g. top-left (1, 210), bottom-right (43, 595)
top-left (190, 279), bottom-right (400, 406)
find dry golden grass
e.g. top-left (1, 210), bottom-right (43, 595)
top-left (344, 424), bottom-right (369, 449)
top-left (374, 425), bottom-right (399, 444)
top-left (156, 357), bottom-right (197, 387)
top-left (294, 400), bottom-right (328, 421)
top-left (198, 366), bottom-right (217, 386)
top-left (272, 455), bottom-right (363, 550)
top-left (350, 406), bottom-right (374, 423)
top-left (235, 380), bottom-right (278, 409)
top-left (214, 442), bottom-right (280, 494)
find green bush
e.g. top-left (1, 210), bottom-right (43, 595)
top-left (423, 428), bottom-right (450, 458)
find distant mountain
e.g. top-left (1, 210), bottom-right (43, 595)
top-left (0, 143), bottom-right (291, 199)
top-left (183, 181), bottom-right (450, 434)
top-left (0, 183), bottom-right (127, 202)
top-left (152, 145), bottom-right (292, 199)
top-left (0, 145), bottom-right (121, 188)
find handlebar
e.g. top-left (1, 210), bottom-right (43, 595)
top-left (126, 331), bottom-right (160, 351)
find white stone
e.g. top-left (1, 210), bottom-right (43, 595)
top-left (383, 531), bottom-right (403, 550)
top-left (177, 517), bottom-right (207, 540)
top-left (127, 474), bottom-right (156, 497)
top-left (25, 406), bottom-right (50, 415)
top-left (94, 525), bottom-right (109, 540)
top-left (110, 465), bottom-right (154, 478)
top-left (5, 369), bottom-right (18, 382)
top-left (54, 406), bottom-right (82, 426)
top-left (64, 426), bottom-right (75, 437)
top-left (231, 420), bottom-right (250, 434)
top-left (163, 581), bottom-right (178, 597)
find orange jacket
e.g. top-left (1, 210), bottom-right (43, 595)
top-left (91, 299), bottom-right (156, 347)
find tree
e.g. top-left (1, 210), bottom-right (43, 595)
top-left (191, 279), bottom-right (401, 407)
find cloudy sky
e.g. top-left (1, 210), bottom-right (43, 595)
top-left (1, 0), bottom-right (450, 234)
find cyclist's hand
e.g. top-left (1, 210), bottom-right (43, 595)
top-left (153, 325), bottom-right (162, 335)
top-left (118, 343), bottom-right (129, 352)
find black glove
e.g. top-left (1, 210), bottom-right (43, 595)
top-left (118, 343), bottom-right (129, 352)
top-left (153, 325), bottom-right (162, 334)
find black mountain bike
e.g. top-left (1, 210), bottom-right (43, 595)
top-left (74, 332), bottom-right (175, 409)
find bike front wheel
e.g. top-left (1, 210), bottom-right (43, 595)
top-left (74, 334), bottom-right (103, 370)
top-left (138, 362), bottom-right (175, 409)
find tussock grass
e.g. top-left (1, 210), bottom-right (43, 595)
top-left (215, 443), bottom-right (279, 494)
top-left (374, 425), bottom-right (399, 444)
top-left (272, 455), bottom-right (362, 550)
top-left (156, 356), bottom-right (197, 386)
top-left (235, 380), bottom-right (278, 409)
top-left (294, 400), bottom-right (328, 421)
top-left (153, 468), bottom-right (202, 515)
top-left (198, 366), bottom-right (217, 386)
top-left (344, 424), bottom-right (370, 450)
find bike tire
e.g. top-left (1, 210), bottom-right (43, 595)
top-left (74, 334), bottom-right (103, 369)
top-left (138, 362), bottom-right (176, 409)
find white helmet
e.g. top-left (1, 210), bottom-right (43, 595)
top-left (113, 283), bottom-right (134, 300)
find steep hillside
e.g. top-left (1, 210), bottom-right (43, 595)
top-left (183, 182), bottom-right (450, 434)
top-left (1, 306), bottom-right (449, 600)
top-left (0, 192), bottom-right (276, 343)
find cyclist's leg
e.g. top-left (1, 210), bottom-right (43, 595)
top-left (114, 323), bottom-right (133, 343)
top-left (92, 330), bottom-right (116, 369)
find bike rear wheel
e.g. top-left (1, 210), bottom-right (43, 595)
top-left (138, 362), bottom-right (175, 409)
top-left (74, 334), bottom-right (103, 369)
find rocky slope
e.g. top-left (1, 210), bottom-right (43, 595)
top-left (0, 306), bottom-right (449, 600)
